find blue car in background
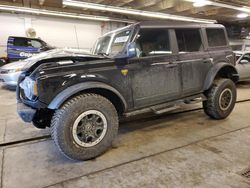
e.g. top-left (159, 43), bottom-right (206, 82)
top-left (7, 36), bottom-right (54, 62)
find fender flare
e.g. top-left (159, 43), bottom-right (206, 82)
top-left (48, 81), bottom-right (127, 111)
top-left (203, 63), bottom-right (239, 91)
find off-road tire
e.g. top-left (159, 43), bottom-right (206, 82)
top-left (51, 93), bottom-right (118, 161)
top-left (203, 78), bottom-right (236, 120)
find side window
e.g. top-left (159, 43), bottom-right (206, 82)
top-left (29, 39), bottom-right (43, 48)
top-left (136, 28), bottom-right (171, 57)
top-left (175, 29), bottom-right (203, 53)
top-left (206, 28), bottom-right (227, 47)
top-left (13, 38), bottom-right (28, 47)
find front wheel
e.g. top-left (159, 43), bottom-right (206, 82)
top-left (203, 78), bottom-right (236, 120)
top-left (51, 93), bottom-right (119, 161)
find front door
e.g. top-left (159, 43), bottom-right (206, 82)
top-left (129, 28), bottom-right (181, 108)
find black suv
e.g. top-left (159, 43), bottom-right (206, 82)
top-left (17, 21), bottom-right (239, 161)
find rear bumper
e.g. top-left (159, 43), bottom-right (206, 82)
top-left (17, 102), bottom-right (36, 123)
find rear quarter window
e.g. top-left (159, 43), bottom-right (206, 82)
top-left (206, 28), bottom-right (227, 47)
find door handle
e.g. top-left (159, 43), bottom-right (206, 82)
top-left (151, 62), bottom-right (177, 68)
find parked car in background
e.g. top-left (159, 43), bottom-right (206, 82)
top-left (230, 39), bottom-right (250, 51)
top-left (235, 51), bottom-right (250, 81)
top-left (0, 48), bottom-right (89, 87)
top-left (7, 36), bottom-right (54, 62)
top-left (0, 60), bottom-right (26, 87)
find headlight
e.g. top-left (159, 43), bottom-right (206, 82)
top-left (7, 68), bottom-right (22, 73)
top-left (19, 77), bottom-right (37, 100)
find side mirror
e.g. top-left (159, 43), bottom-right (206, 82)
top-left (127, 42), bottom-right (137, 58)
top-left (114, 42), bottom-right (137, 60)
top-left (240, 59), bottom-right (249, 64)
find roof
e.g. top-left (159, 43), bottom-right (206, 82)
top-left (139, 21), bottom-right (225, 29)
top-left (102, 21), bottom-right (225, 37)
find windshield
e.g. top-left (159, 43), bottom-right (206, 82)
top-left (93, 29), bottom-right (131, 57)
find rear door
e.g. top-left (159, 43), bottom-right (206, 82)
top-left (174, 28), bottom-right (212, 96)
top-left (206, 28), bottom-right (235, 65)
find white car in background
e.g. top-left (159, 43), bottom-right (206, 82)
top-left (0, 60), bottom-right (26, 87)
top-left (235, 51), bottom-right (250, 81)
top-left (0, 48), bottom-right (90, 87)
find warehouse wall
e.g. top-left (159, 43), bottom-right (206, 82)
top-left (0, 13), bottom-right (125, 56)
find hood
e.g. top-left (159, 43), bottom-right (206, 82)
top-left (1, 60), bottom-right (27, 70)
top-left (22, 48), bottom-right (104, 71)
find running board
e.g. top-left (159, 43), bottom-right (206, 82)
top-left (124, 94), bottom-right (206, 117)
top-left (151, 105), bottom-right (180, 115)
top-left (184, 97), bottom-right (205, 104)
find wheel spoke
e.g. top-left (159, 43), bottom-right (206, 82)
top-left (72, 110), bottom-right (108, 147)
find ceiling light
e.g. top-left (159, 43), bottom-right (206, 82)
top-left (185, 0), bottom-right (250, 13)
top-left (193, 0), bottom-right (211, 7)
top-left (63, 0), bottom-right (216, 23)
top-left (0, 5), bottom-right (134, 23)
top-left (237, 13), bottom-right (248, 18)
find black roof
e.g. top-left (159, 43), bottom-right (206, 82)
top-left (138, 20), bottom-right (224, 29)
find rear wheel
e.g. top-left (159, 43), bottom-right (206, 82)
top-left (51, 93), bottom-right (118, 161)
top-left (203, 78), bottom-right (236, 120)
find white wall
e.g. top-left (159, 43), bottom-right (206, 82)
top-left (0, 13), bottom-right (125, 55)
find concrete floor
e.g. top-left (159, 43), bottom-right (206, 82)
top-left (0, 82), bottom-right (250, 188)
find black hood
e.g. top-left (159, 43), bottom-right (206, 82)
top-left (23, 48), bottom-right (106, 72)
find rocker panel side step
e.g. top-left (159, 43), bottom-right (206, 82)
top-left (124, 94), bottom-right (207, 117)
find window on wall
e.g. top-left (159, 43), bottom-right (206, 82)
top-left (135, 28), bottom-right (171, 57)
top-left (175, 29), bottom-right (203, 53)
top-left (13, 38), bottom-right (28, 47)
top-left (206, 28), bottom-right (227, 47)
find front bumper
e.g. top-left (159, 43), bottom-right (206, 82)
top-left (17, 102), bottom-right (36, 123)
top-left (0, 71), bottom-right (22, 86)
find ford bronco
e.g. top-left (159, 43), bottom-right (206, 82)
top-left (17, 21), bottom-right (239, 160)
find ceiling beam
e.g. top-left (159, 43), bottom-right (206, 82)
top-left (144, 0), bottom-right (176, 12)
top-left (63, 0), bottom-right (216, 23)
top-left (22, 0), bottom-right (30, 7)
top-left (113, 0), bottom-right (135, 7)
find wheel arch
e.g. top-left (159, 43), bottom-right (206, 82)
top-left (203, 63), bottom-right (239, 91)
top-left (48, 82), bottom-right (127, 114)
